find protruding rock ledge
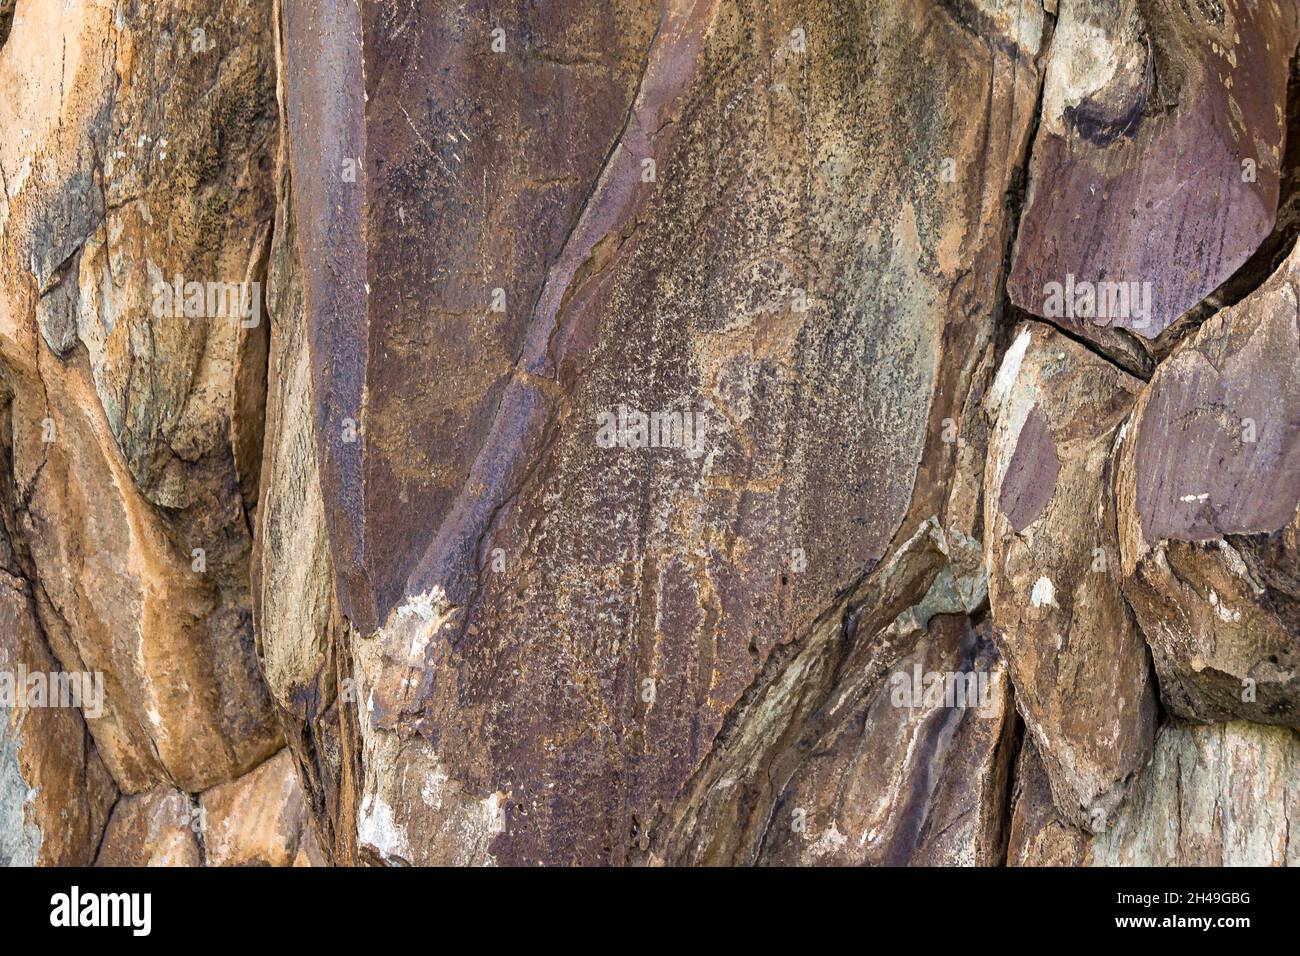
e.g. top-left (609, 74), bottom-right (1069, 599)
top-left (1118, 242), bottom-right (1300, 727)
top-left (1008, 0), bottom-right (1300, 344)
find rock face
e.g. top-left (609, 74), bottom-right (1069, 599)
top-left (2, 0), bottom-right (1300, 868)
top-left (94, 787), bottom-right (202, 868)
top-left (0, 0), bottom-right (287, 864)
top-left (0, 543), bottom-right (116, 866)
top-left (272, 0), bottom-right (1043, 866)
top-left (1093, 721), bottom-right (1300, 866)
top-left (985, 322), bottom-right (1157, 830)
top-left (1007, 741), bottom-right (1090, 867)
top-left (755, 611), bottom-right (1015, 866)
top-left (1008, 0), bottom-right (1300, 343)
top-left (1012, 722), bottom-right (1300, 866)
top-left (200, 749), bottom-right (317, 867)
top-left (1118, 243), bottom-right (1300, 728)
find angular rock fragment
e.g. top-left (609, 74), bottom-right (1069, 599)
top-left (1118, 243), bottom-right (1300, 727)
top-left (200, 750), bottom-right (314, 867)
top-left (1007, 742), bottom-right (1090, 867)
top-left (95, 788), bottom-right (202, 868)
top-left (985, 323), bottom-right (1156, 830)
top-left (0, 564), bottom-right (116, 866)
top-left (1008, 0), bottom-right (1300, 342)
top-left (757, 613), bottom-right (1014, 866)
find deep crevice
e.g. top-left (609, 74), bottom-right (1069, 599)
top-left (1012, 304), bottom-right (1155, 380)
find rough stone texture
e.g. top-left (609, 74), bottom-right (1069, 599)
top-left (1007, 741), bottom-right (1089, 867)
top-left (985, 322), bottom-right (1156, 830)
top-left (1093, 721), bottom-right (1300, 866)
top-left (5, 0), bottom-right (1300, 869)
top-left (200, 749), bottom-right (316, 867)
top-left (274, 0), bottom-right (1043, 867)
top-left (1012, 722), bottom-right (1300, 866)
top-left (0, 565), bottom-right (116, 866)
top-left (1118, 242), bottom-right (1300, 727)
top-left (1008, 0), bottom-right (1300, 342)
top-left (95, 787), bottom-right (202, 868)
top-left (0, 0), bottom-right (289, 865)
top-left (756, 612), bottom-right (1015, 866)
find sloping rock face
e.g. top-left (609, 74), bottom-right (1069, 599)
top-left (4, 0), bottom-right (1300, 868)
top-left (272, 0), bottom-right (1043, 865)
top-left (1012, 722), bottom-right (1300, 866)
top-left (0, 0), bottom-right (289, 863)
top-left (755, 611), bottom-right (1015, 866)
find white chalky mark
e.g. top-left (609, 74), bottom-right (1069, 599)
top-left (809, 823), bottom-right (849, 857)
top-left (1030, 576), bottom-right (1057, 608)
top-left (988, 326), bottom-right (1032, 412)
top-left (357, 794), bottom-right (411, 862)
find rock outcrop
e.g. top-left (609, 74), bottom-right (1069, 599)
top-left (2, 0), bottom-right (1299, 868)
top-left (1012, 722), bottom-right (1300, 866)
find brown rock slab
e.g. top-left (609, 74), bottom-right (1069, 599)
top-left (279, 0), bottom-right (1043, 865)
top-left (200, 750), bottom-right (312, 868)
top-left (756, 613), bottom-right (1014, 866)
top-left (1118, 242), bottom-right (1300, 726)
top-left (0, 566), bottom-right (116, 865)
top-left (985, 322), bottom-right (1157, 830)
top-left (1007, 741), bottom-right (1090, 867)
top-left (95, 787), bottom-right (202, 867)
top-left (1008, 0), bottom-right (1300, 341)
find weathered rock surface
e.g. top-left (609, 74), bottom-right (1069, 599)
top-left (985, 322), bottom-right (1156, 830)
top-left (1008, 0), bottom-right (1300, 343)
top-left (95, 787), bottom-right (202, 868)
top-left (273, 0), bottom-right (1043, 867)
top-left (1118, 242), bottom-right (1300, 727)
top-left (1094, 721), bottom-right (1300, 866)
top-left (201, 749), bottom-right (317, 867)
top-left (0, 0), bottom-right (287, 864)
top-left (4, 0), bottom-right (1300, 869)
top-left (1007, 741), bottom-right (1090, 867)
top-left (0, 564), bottom-right (116, 866)
top-left (1013, 721), bottom-right (1300, 866)
top-left (756, 612), bottom-right (1014, 866)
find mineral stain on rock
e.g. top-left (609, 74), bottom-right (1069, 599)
top-left (998, 406), bottom-right (1061, 533)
